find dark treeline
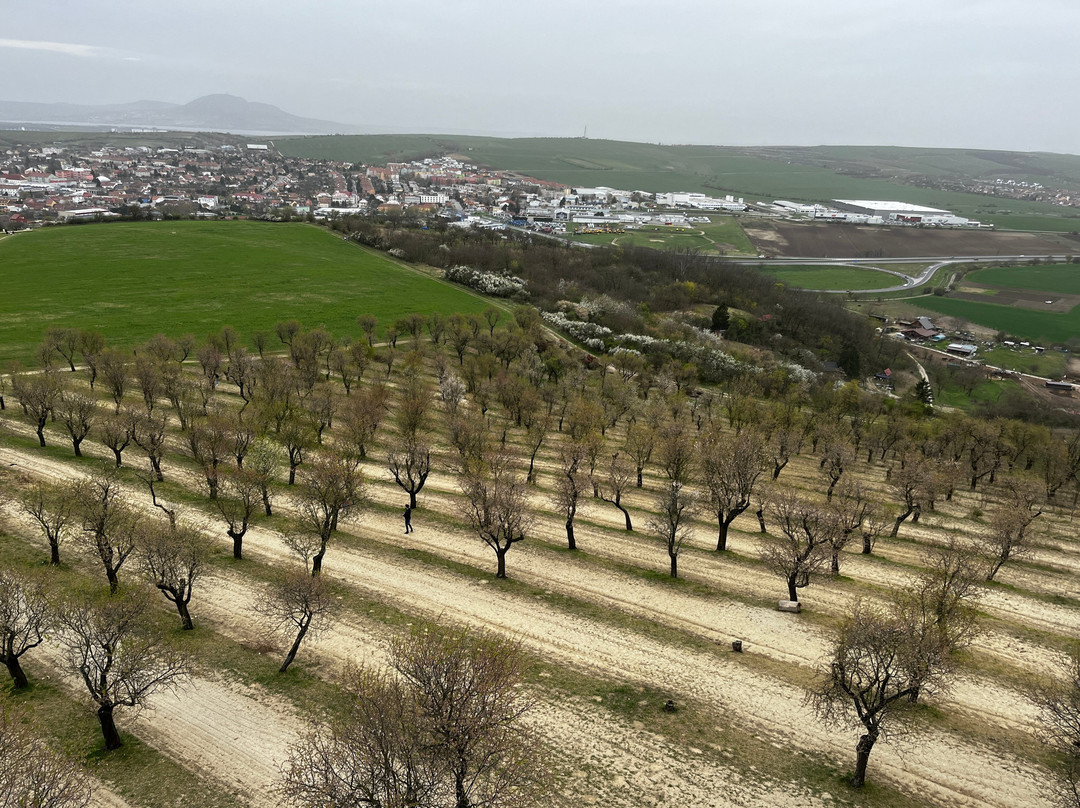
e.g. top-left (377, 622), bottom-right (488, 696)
top-left (330, 216), bottom-right (902, 380)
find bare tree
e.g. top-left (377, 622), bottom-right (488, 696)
top-left (624, 421), bottom-right (656, 488)
top-left (827, 479), bottom-right (871, 574)
top-left (761, 492), bottom-right (835, 603)
top-left (45, 326), bottom-right (81, 373)
top-left (214, 467), bottom-right (263, 559)
top-left (648, 481), bottom-right (698, 579)
top-left (55, 389), bottom-right (97, 457)
top-left (387, 437), bottom-right (433, 510)
top-left (74, 471), bottom-right (141, 594)
top-left (700, 427), bottom-right (768, 552)
top-left (131, 410), bottom-right (168, 482)
top-left (254, 568), bottom-right (337, 673)
top-left (97, 349), bottom-right (129, 412)
top-left (390, 623), bottom-right (549, 808)
top-left (99, 409), bottom-right (134, 468)
top-left (138, 519), bottom-right (209, 630)
top-left (293, 453), bottom-right (365, 575)
top-left (281, 624), bottom-right (549, 808)
top-left (21, 480), bottom-right (78, 566)
top-left (597, 451), bottom-right (635, 531)
top-left (656, 420), bottom-right (696, 485)
top-left (459, 449), bottom-right (532, 579)
top-left (246, 438), bottom-right (283, 517)
top-left (551, 440), bottom-right (589, 550)
top-left (0, 568), bottom-right (53, 688)
top-left (57, 589), bottom-right (190, 750)
top-left (13, 370), bottom-right (60, 447)
top-left (979, 476), bottom-right (1044, 580)
top-left (811, 600), bottom-right (951, 788)
top-left (338, 382), bottom-right (389, 464)
top-left (1030, 647), bottom-right (1080, 808)
top-left (0, 701), bottom-right (91, 808)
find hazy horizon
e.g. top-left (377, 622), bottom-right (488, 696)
top-left (6, 0), bottom-right (1078, 156)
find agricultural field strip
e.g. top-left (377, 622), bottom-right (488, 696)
top-left (0, 441), bottom-right (1059, 808)
top-left (2, 468), bottom-right (838, 808)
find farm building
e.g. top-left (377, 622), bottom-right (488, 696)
top-left (946, 343), bottom-right (979, 357)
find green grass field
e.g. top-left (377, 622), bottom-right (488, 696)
top-left (916, 296), bottom-right (1078, 343)
top-left (979, 346), bottom-right (1067, 376)
top-left (565, 216), bottom-right (757, 255)
top-left (759, 265), bottom-right (900, 291)
top-left (966, 263), bottom-right (1080, 294)
top-left (0, 221), bottom-right (492, 364)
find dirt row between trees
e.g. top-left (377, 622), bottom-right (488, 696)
top-left (0, 437), bottom-right (1058, 808)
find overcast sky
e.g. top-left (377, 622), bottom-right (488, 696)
top-left (5, 0), bottom-right (1078, 154)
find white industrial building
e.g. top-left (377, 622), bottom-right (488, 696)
top-left (655, 192), bottom-right (746, 211)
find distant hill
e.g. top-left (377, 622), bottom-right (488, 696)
top-left (0, 94), bottom-right (362, 135)
top-left (276, 134), bottom-right (1080, 232)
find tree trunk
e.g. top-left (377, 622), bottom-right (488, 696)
top-left (5, 655), bottom-right (28, 689)
top-left (36, 423), bottom-right (46, 447)
top-left (98, 704), bottom-right (123, 751)
top-left (72, 436), bottom-right (83, 457)
top-left (409, 489), bottom-right (417, 509)
top-left (229, 529), bottom-right (244, 560)
top-left (150, 456), bottom-right (163, 482)
top-left (262, 490), bottom-right (273, 516)
top-left (756, 508), bottom-right (767, 533)
top-left (111, 448), bottom-right (123, 467)
top-left (669, 551), bottom-right (678, 578)
top-left (49, 537), bottom-right (61, 566)
top-left (176, 599), bottom-right (194, 631)
top-left (280, 619), bottom-right (310, 673)
top-left (862, 533), bottom-right (873, 554)
top-left (787, 575), bottom-right (798, 602)
top-left (851, 731), bottom-right (877, 788)
top-left (496, 547), bottom-right (507, 579)
top-left (289, 463), bottom-right (298, 485)
top-left (617, 503), bottom-right (632, 531)
top-left (636, 466), bottom-right (643, 487)
top-left (566, 519), bottom-right (576, 550)
top-left (311, 549), bottom-right (325, 576)
top-left (891, 509), bottom-right (912, 538)
top-left (716, 517), bottom-right (729, 552)
top-left (106, 567), bottom-right (119, 595)
top-left (831, 551), bottom-right (840, 574)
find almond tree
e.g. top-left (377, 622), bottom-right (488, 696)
top-left (13, 370), bottom-right (60, 447)
top-left (459, 448), bottom-right (532, 579)
top-left (21, 480), bottom-right (78, 566)
top-left (597, 451), bottom-right (635, 531)
top-left (0, 568), bottom-right (53, 688)
top-left (979, 477), bottom-right (1044, 581)
top-left (138, 519), bottom-right (209, 630)
top-left (214, 467), bottom-right (263, 559)
top-left (551, 439), bottom-right (589, 550)
top-left (812, 600), bottom-right (951, 788)
top-left (57, 589), bottom-right (190, 750)
top-left (99, 409), bottom-right (134, 468)
top-left (75, 472), bottom-right (141, 594)
top-left (254, 568), bottom-right (337, 673)
top-left (760, 492), bottom-right (836, 603)
top-left (648, 481), bottom-right (699, 579)
top-left (55, 389), bottom-right (97, 457)
top-left (292, 453), bottom-right (365, 576)
top-left (387, 437), bottom-right (432, 510)
top-left (1031, 647), bottom-right (1080, 808)
top-left (0, 701), bottom-right (90, 807)
top-left (281, 624), bottom-right (549, 808)
top-left (700, 427), bottom-right (768, 552)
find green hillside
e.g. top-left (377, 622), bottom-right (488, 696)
top-left (0, 220), bottom-right (491, 364)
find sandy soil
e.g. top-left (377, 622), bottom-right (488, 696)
top-left (0, 437), bottom-right (1063, 808)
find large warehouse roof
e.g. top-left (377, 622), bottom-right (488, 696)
top-left (833, 199), bottom-right (950, 214)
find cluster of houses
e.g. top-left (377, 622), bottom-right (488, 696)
top-left (0, 137), bottom-right (752, 231)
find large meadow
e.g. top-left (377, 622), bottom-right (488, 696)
top-left (1, 221), bottom-right (1079, 808)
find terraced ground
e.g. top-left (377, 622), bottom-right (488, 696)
top-left (1, 341), bottom-right (1077, 808)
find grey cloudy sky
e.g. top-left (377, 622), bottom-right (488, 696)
top-left (6, 0), bottom-right (1079, 154)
